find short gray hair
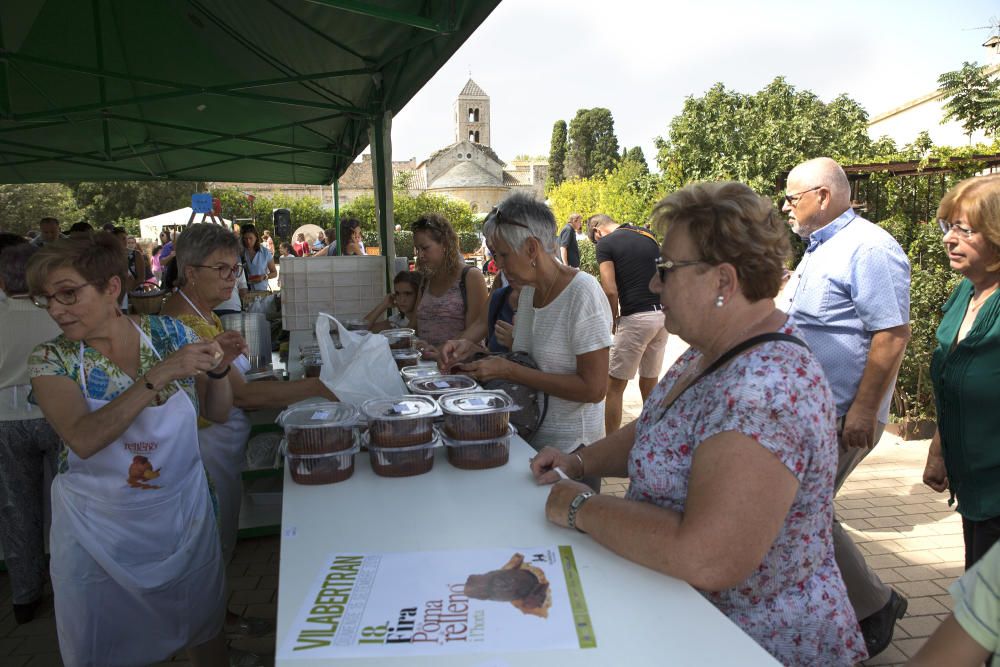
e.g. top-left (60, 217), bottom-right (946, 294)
top-left (483, 191), bottom-right (557, 255)
top-left (176, 223), bottom-right (240, 286)
top-left (0, 242), bottom-right (38, 295)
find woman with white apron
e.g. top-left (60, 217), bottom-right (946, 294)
top-left (160, 223), bottom-right (336, 639)
top-left (25, 233), bottom-right (243, 667)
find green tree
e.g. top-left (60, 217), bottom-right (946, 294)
top-left (548, 159), bottom-right (664, 232)
top-left (655, 77), bottom-right (872, 193)
top-left (566, 108), bottom-right (620, 180)
top-left (0, 183), bottom-right (82, 235)
top-left (547, 120), bottom-right (568, 189)
top-left (937, 61), bottom-right (1000, 143)
top-left (71, 180), bottom-right (204, 225)
top-left (342, 192), bottom-right (477, 238)
top-left (622, 146), bottom-right (649, 174)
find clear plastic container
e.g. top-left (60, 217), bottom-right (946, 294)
top-left (283, 440), bottom-right (360, 485)
top-left (381, 328), bottom-right (416, 350)
top-left (367, 439), bottom-right (437, 477)
top-left (303, 353), bottom-right (323, 378)
top-left (441, 424), bottom-right (515, 470)
top-left (278, 402), bottom-right (359, 454)
top-left (392, 349), bottom-right (422, 370)
top-left (440, 390), bottom-right (517, 440)
top-left (344, 318), bottom-right (369, 331)
top-left (407, 375), bottom-right (479, 399)
top-left (400, 365), bottom-right (442, 381)
top-left (362, 395), bottom-right (439, 447)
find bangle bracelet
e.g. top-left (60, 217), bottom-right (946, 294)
top-left (573, 452), bottom-right (585, 480)
top-left (206, 365), bottom-right (231, 379)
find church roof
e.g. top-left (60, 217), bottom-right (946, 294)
top-left (459, 78), bottom-right (488, 97)
top-left (430, 160), bottom-right (503, 189)
top-left (423, 141), bottom-right (505, 167)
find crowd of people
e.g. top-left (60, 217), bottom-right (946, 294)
top-left (1, 160), bottom-right (999, 666)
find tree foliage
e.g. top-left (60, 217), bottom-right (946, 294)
top-left (342, 191), bottom-right (478, 235)
top-left (566, 108), bottom-right (620, 180)
top-left (655, 77), bottom-right (873, 193)
top-left (621, 146), bottom-right (649, 174)
top-left (548, 159), bottom-right (665, 231)
top-left (937, 61), bottom-right (1000, 142)
top-left (546, 120), bottom-right (568, 189)
top-left (71, 180), bottom-right (203, 225)
top-left (0, 183), bottom-right (82, 235)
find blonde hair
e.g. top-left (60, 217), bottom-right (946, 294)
top-left (937, 174), bottom-right (1000, 273)
top-left (650, 181), bottom-right (790, 301)
top-left (412, 213), bottom-right (462, 279)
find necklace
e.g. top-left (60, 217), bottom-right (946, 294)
top-left (969, 285), bottom-right (998, 312)
top-left (686, 309), bottom-right (777, 378)
top-left (536, 267), bottom-right (563, 307)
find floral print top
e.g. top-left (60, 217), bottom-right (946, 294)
top-left (626, 322), bottom-right (866, 666)
top-left (28, 316), bottom-right (201, 472)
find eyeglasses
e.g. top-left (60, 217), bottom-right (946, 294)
top-left (784, 186), bottom-right (823, 207)
top-left (31, 282), bottom-right (95, 309)
top-left (486, 206), bottom-right (531, 230)
top-left (937, 218), bottom-right (976, 239)
top-left (654, 258), bottom-right (707, 283)
top-left (190, 263), bottom-right (243, 279)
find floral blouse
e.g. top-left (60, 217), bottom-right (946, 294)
top-left (28, 316), bottom-right (201, 471)
top-left (627, 322), bottom-right (866, 666)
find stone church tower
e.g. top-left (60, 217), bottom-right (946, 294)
top-left (454, 79), bottom-right (490, 147)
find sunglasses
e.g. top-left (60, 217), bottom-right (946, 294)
top-left (783, 186), bottom-right (822, 207)
top-left (654, 258), bottom-right (707, 283)
top-left (486, 206), bottom-right (531, 230)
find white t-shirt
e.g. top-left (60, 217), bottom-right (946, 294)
top-left (216, 273), bottom-right (248, 313)
top-left (513, 272), bottom-right (613, 452)
top-left (0, 295), bottom-right (62, 420)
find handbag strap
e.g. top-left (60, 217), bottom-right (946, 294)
top-left (663, 332), bottom-right (808, 412)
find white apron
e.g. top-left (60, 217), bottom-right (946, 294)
top-left (180, 290), bottom-right (253, 564)
top-left (50, 323), bottom-right (225, 667)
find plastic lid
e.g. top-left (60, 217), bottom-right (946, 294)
top-left (439, 390), bottom-right (515, 415)
top-left (278, 402), bottom-right (359, 429)
top-left (400, 365), bottom-right (441, 380)
top-left (408, 375), bottom-right (478, 395)
top-left (392, 349), bottom-right (422, 360)
top-left (381, 328), bottom-right (415, 337)
top-left (362, 395), bottom-right (439, 421)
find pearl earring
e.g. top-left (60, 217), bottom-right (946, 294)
top-left (715, 295), bottom-right (725, 308)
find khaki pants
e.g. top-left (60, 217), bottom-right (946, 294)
top-left (833, 422), bottom-right (892, 620)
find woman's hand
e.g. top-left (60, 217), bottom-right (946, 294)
top-left (213, 330), bottom-right (248, 371)
top-left (454, 356), bottom-right (512, 382)
top-left (494, 320), bottom-right (514, 349)
top-left (438, 339), bottom-right (477, 369)
top-left (530, 446), bottom-right (583, 485)
top-left (415, 340), bottom-right (439, 361)
top-left (151, 340), bottom-right (226, 385)
top-left (923, 452), bottom-right (949, 493)
top-left (544, 480), bottom-right (593, 529)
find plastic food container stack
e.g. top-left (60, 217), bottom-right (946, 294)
top-left (407, 375), bottom-right (479, 400)
top-left (392, 349), bottom-right (421, 370)
top-left (381, 328), bottom-right (416, 350)
top-left (361, 396), bottom-right (440, 477)
top-left (438, 391), bottom-right (518, 470)
top-left (303, 353), bottom-right (323, 378)
top-left (278, 403), bottom-right (361, 484)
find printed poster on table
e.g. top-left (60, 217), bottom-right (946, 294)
top-left (278, 545), bottom-right (595, 660)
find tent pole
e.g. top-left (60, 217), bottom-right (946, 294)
top-left (369, 110), bottom-right (396, 291)
top-left (333, 178), bottom-right (341, 254)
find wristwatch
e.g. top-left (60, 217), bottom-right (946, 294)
top-left (567, 491), bottom-right (595, 533)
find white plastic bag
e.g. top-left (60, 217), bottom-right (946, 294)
top-left (315, 313), bottom-right (407, 407)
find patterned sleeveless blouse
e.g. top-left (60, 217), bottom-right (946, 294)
top-left (416, 275), bottom-right (466, 347)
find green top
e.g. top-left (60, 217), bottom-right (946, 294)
top-left (931, 278), bottom-right (1000, 521)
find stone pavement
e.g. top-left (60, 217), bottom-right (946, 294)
top-left (0, 333), bottom-right (962, 665)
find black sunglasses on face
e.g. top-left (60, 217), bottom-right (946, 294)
top-left (783, 186), bottom-right (822, 207)
top-left (653, 258), bottom-right (707, 283)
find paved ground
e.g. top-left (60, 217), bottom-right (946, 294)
top-left (0, 336), bottom-right (959, 666)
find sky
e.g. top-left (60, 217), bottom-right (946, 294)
top-left (385, 0), bottom-right (1000, 170)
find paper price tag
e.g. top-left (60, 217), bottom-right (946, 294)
top-left (310, 411), bottom-right (330, 420)
top-left (432, 380), bottom-right (452, 389)
top-left (392, 402), bottom-right (417, 415)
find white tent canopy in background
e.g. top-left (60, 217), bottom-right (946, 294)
top-left (139, 207), bottom-right (233, 241)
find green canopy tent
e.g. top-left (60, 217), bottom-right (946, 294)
top-left (0, 0), bottom-right (501, 274)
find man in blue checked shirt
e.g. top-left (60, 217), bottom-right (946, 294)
top-left (782, 157), bottom-right (912, 659)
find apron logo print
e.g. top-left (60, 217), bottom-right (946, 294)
top-left (127, 455), bottom-right (162, 489)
